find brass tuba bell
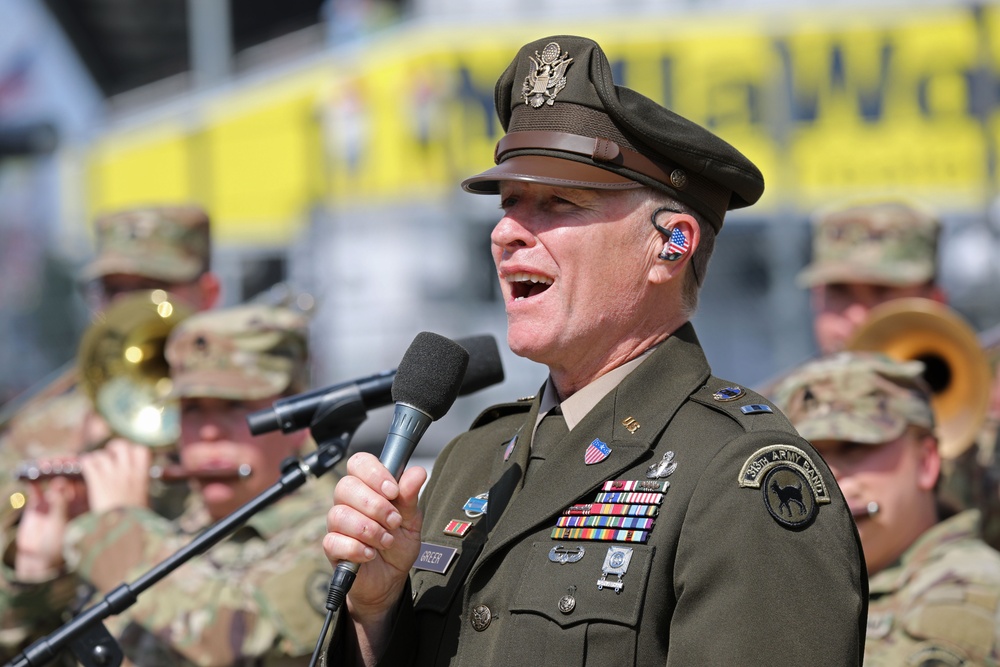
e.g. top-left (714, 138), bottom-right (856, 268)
top-left (847, 297), bottom-right (992, 459)
top-left (77, 289), bottom-right (192, 447)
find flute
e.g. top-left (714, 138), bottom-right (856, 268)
top-left (13, 460), bottom-right (253, 483)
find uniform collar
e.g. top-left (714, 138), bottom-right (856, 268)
top-left (537, 343), bottom-right (659, 431)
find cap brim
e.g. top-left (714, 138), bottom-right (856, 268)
top-left (82, 254), bottom-right (201, 283)
top-left (796, 416), bottom-right (908, 446)
top-left (169, 370), bottom-right (286, 401)
top-left (796, 262), bottom-right (934, 289)
top-left (462, 155), bottom-right (643, 194)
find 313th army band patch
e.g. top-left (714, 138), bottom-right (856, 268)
top-left (738, 444), bottom-right (831, 529)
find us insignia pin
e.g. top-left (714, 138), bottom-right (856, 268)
top-left (584, 438), bottom-right (612, 465)
top-left (522, 42), bottom-right (573, 108)
top-left (622, 417), bottom-right (640, 434)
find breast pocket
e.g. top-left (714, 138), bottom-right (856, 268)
top-left (506, 541), bottom-right (655, 667)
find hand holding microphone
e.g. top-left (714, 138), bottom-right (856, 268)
top-left (322, 332), bottom-right (469, 628)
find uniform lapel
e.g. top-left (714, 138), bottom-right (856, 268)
top-left (473, 324), bottom-right (711, 570)
top-left (484, 397), bottom-right (541, 532)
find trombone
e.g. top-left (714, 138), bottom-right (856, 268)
top-left (847, 297), bottom-right (994, 459)
top-left (77, 289), bottom-right (192, 448)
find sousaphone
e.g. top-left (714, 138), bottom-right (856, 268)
top-left (847, 297), bottom-right (992, 459)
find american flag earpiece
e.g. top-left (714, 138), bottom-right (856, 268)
top-left (658, 227), bottom-right (689, 261)
top-left (650, 207), bottom-right (690, 261)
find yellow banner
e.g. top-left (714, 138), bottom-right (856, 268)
top-left (85, 8), bottom-right (1000, 242)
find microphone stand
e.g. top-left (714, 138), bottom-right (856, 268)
top-left (7, 384), bottom-right (372, 667)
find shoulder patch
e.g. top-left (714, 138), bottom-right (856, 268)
top-left (469, 402), bottom-right (532, 429)
top-left (739, 444), bottom-right (831, 529)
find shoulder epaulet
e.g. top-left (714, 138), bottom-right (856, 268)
top-left (689, 378), bottom-right (793, 433)
top-left (469, 400), bottom-right (533, 429)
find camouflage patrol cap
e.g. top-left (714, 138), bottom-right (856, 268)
top-left (797, 199), bottom-right (940, 288)
top-left (461, 35), bottom-right (765, 232)
top-left (83, 205), bottom-right (211, 283)
top-left (772, 351), bottom-right (935, 445)
top-left (165, 305), bottom-right (309, 401)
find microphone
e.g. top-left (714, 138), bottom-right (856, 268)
top-left (246, 334), bottom-right (503, 436)
top-left (326, 331), bottom-right (469, 611)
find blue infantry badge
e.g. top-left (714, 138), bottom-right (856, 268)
top-left (597, 546), bottom-right (633, 593)
top-left (463, 492), bottom-right (489, 518)
top-left (503, 433), bottom-right (519, 461)
top-left (646, 450), bottom-right (677, 479)
top-left (712, 386), bottom-right (744, 401)
top-left (584, 438), bottom-right (612, 465)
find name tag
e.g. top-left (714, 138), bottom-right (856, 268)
top-left (414, 543), bottom-right (458, 574)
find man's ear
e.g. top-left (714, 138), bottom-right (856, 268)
top-left (650, 214), bottom-right (699, 285)
top-left (915, 432), bottom-right (942, 492)
top-left (197, 271), bottom-right (222, 310)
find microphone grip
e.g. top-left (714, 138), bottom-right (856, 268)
top-left (326, 403), bottom-right (432, 614)
top-left (379, 404), bottom-right (432, 480)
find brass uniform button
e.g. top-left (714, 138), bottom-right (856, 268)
top-left (558, 594), bottom-right (576, 614)
top-left (470, 604), bottom-right (492, 631)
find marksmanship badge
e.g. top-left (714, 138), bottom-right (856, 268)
top-left (522, 42), bottom-right (573, 108)
top-left (597, 545), bottom-right (633, 594)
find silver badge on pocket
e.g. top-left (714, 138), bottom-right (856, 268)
top-left (549, 545), bottom-right (586, 564)
top-left (597, 545), bottom-right (633, 593)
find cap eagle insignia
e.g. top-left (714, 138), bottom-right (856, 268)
top-left (522, 42), bottom-right (573, 108)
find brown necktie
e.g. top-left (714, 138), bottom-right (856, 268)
top-left (526, 407), bottom-right (568, 482)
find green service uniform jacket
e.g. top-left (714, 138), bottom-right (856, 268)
top-left (364, 323), bottom-right (867, 666)
top-left (866, 509), bottom-right (1000, 666)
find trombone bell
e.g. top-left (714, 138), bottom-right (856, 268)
top-left (77, 290), bottom-right (192, 447)
top-left (847, 297), bottom-right (992, 460)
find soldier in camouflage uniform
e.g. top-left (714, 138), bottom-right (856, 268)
top-left (5, 304), bottom-right (335, 666)
top-left (788, 198), bottom-right (1000, 549)
top-left (797, 199), bottom-right (944, 356)
top-left (773, 352), bottom-right (1000, 666)
top-left (0, 205), bottom-right (221, 661)
top-left (0, 204), bottom-right (220, 486)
